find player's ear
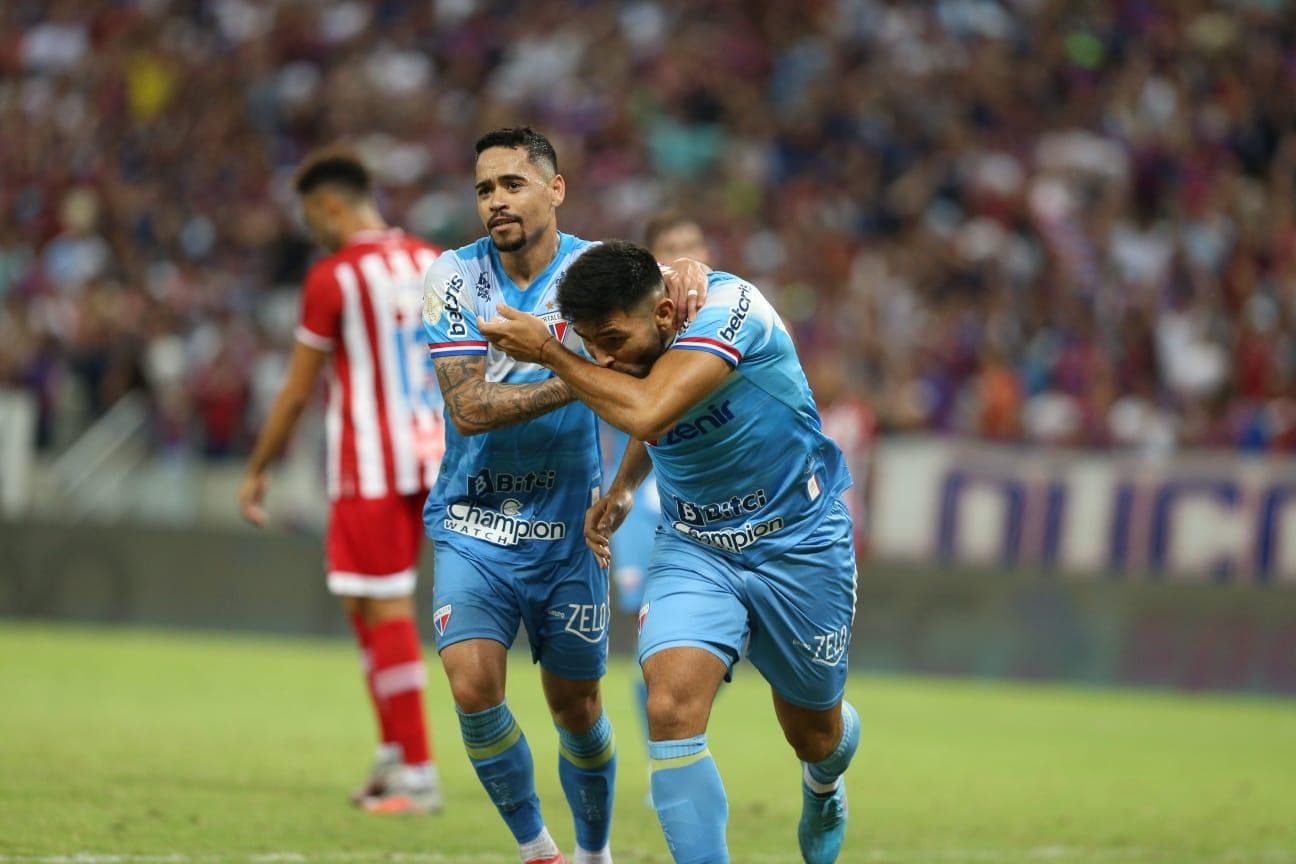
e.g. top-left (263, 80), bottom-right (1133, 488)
top-left (654, 296), bottom-right (676, 329)
top-left (550, 173), bottom-right (565, 208)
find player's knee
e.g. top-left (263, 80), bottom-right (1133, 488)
top-left (646, 686), bottom-right (707, 739)
top-left (783, 720), bottom-right (839, 763)
top-left (549, 688), bottom-right (600, 733)
top-left (447, 672), bottom-right (505, 714)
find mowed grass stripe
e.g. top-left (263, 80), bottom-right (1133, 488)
top-left (1, 623), bottom-right (1293, 863)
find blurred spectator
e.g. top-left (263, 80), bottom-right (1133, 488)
top-left (1, 0), bottom-right (1295, 456)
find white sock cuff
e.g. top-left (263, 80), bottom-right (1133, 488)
top-left (803, 762), bottom-right (841, 795)
top-left (573, 845), bottom-right (612, 864)
top-left (518, 826), bottom-right (558, 862)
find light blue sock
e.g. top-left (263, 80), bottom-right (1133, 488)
top-left (649, 735), bottom-right (729, 863)
top-left (459, 701), bottom-right (545, 844)
top-left (806, 701), bottom-right (860, 792)
top-left (557, 710), bottom-right (617, 853)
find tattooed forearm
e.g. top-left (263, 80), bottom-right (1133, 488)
top-left (434, 355), bottom-right (575, 435)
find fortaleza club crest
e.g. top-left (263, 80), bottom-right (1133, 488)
top-left (637, 603), bottom-right (650, 635)
top-left (433, 604), bottom-right (452, 637)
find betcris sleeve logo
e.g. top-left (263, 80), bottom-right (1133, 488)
top-left (442, 272), bottom-right (469, 338)
top-left (718, 281), bottom-right (753, 343)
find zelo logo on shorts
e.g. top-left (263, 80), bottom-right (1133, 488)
top-left (443, 500), bottom-right (566, 546)
top-left (793, 623), bottom-right (850, 668)
top-left (555, 601), bottom-right (608, 644)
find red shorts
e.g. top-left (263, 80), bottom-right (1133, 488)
top-left (325, 493), bottom-right (426, 598)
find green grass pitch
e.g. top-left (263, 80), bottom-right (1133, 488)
top-left (1, 622), bottom-right (1294, 863)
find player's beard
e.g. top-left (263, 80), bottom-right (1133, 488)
top-left (490, 223), bottom-right (527, 253)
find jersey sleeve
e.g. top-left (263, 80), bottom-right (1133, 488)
top-left (423, 253), bottom-right (488, 359)
top-left (296, 264), bottom-right (342, 351)
top-left (670, 276), bottom-right (770, 369)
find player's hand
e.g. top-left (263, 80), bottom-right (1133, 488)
top-left (479, 304), bottom-right (554, 364)
top-left (584, 488), bottom-right (633, 568)
top-left (660, 258), bottom-right (710, 328)
top-left (238, 472), bottom-right (268, 527)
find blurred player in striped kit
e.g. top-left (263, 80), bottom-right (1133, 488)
top-left (240, 149), bottom-right (444, 814)
top-left (601, 212), bottom-right (713, 792)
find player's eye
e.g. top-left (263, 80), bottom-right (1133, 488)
top-left (507, 181), bottom-right (523, 191)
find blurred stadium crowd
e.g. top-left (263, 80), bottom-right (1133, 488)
top-left (2, 0), bottom-right (1295, 457)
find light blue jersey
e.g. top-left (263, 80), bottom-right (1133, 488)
top-left (422, 232), bottom-right (602, 563)
top-left (645, 272), bottom-right (852, 564)
top-left (636, 272), bottom-right (858, 710)
top-left (421, 232), bottom-right (609, 677)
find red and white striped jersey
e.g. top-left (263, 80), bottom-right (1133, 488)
top-left (296, 228), bottom-right (445, 500)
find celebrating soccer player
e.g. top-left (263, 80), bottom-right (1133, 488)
top-left (602, 212), bottom-right (715, 799)
top-left (421, 128), bottom-right (708, 864)
top-left (480, 241), bottom-right (860, 864)
top-left (239, 149), bottom-right (445, 814)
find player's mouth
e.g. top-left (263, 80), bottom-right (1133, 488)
top-left (489, 215), bottom-right (519, 229)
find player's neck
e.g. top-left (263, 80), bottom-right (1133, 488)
top-left (339, 211), bottom-right (389, 246)
top-left (499, 227), bottom-right (560, 290)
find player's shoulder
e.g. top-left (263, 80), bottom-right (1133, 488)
top-left (698, 272), bottom-right (774, 324)
top-left (303, 254), bottom-right (342, 291)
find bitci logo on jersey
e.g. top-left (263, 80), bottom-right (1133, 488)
top-left (433, 604), bottom-right (452, 637)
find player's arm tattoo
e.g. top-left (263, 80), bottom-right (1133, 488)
top-left (434, 354), bottom-right (575, 436)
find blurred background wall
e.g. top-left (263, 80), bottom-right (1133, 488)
top-left (2, 0), bottom-right (1294, 694)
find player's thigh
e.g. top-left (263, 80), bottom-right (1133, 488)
top-left (525, 550), bottom-right (610, 682)
top-left (325, 495), bottom-right (421, 599)
top-left (637, 535), bottom-right (748, 674)
top-left (429, 543), bottom-right (521, 655)
top-left (771, 691), bottom-right (843, 763)
top-left (745, 508), bottom-right (858, 711)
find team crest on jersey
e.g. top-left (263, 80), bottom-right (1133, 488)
top-left (548, 320), bottom-right (570, 341)
top-left (433, 604), bottom-right (452, 637)
top-left (637, 603), bottom-right (650, 634)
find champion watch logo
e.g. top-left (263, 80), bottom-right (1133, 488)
top-left (433, 604), bottom-right (452, 637)
top-left (637, 603), bottom-right (650, 635)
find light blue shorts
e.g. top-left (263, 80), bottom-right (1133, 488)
top-left (637, 499), bottom-right (857, 710)
top-left (431, 543), bottom-right (609, 680)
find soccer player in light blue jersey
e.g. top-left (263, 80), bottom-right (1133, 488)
top-left (423, 130), bottom-right (708, 864)
top-left (603, 212), bottom-right (715, 791)
top-left (481, 241), bottom-right (860, 864)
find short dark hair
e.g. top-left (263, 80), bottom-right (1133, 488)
top-left (474, 126), bottom-right (558, 175)
top-left (644, 210), bottom-right (699, 250)
top-left (294, 148), bottom-right (372, 198)
top-left (558, 241), bottom-right (662, 325)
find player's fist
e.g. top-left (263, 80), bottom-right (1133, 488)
top-left (584, 488), bottom-right (633, 568)
top-left (238, 472), bottom-right (268, 527)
